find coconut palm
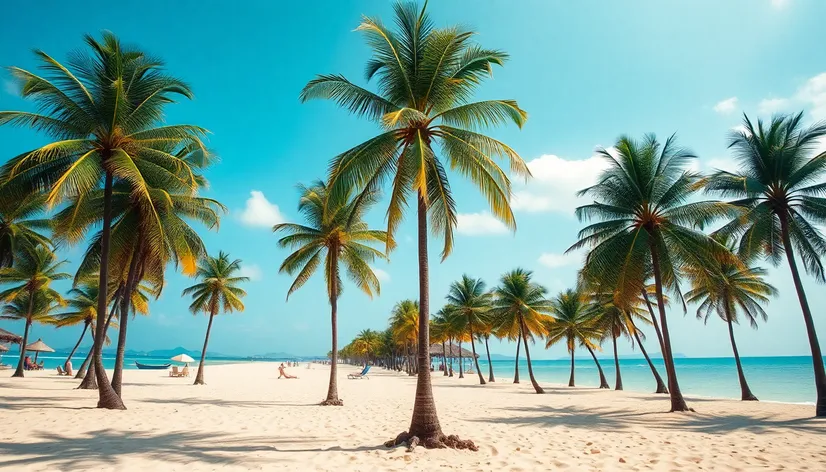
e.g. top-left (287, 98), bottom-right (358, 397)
top-left (182, 252), bottom-right (248, 385)
top-left (303, 2), bottom-right (527, 449)
top-left (446, 275), bottom-right (491, 385)
top-left (568, 133), bottom-right (735, 411)
top-left (590, 297), bottom-right (638, 391)
top-left (684, 237), bottom-right (777, 401)
top-left (489, 268), bottom-right (550, 394)
top-left (431, 309), bottom-right (452, 377)
top-left (0, 194), bottom-right (52, 268)
top-left (275, 181), bottom-right (389, 406)
top-left (545, 289), bottom-right (601, 387)
top-left (0, 32), bottom-right (209, 409)
top-left (52, 284), bottom-right (100, 371)
top-left (478, 311), bottom-right (497, 382)
top-left (0, 246), bottom-right (70, 377)
top-left (704, 112), bottom-right (826, 415)
top-left (390, 300), bottom-right (419, 375)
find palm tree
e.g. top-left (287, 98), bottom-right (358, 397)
top-left (446, 275), bottom-right (490, 385)
top-left (569, 133), bottom-right (734, 412)
top-left (430, 309), bottom-right (451, 376)
top-left (545, 289), bottom-right (601, 387)
top-left (0, 194), bottom-right (52, 268)
top-left (704, 113), bottom-right (826, 415)
top-left (590, 297), bottom-right (637, 391)
top-left (389, 300), bottom-right (419, 375)
top-left (304, 2), bottom-right (526, 450)
top-left (52, 284), bottom-right (100, 371)
top-left (685, 238), bottom-right (777, 401)
top-left (182, 252), bottom-right (248, 385)
top-left (0, 32), bottom-right (209, 410)
top-left (275, 181), bottom-right (389, 406)
top-left (0, 246), bottom-right (70, 377)
top-left (489, 269), bottom-right (550, 394)
top-left (581, 335), bottom-right (611, 389)
top-left (478, 310), bottom-right (496, 382)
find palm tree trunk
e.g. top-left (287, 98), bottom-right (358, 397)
top-left (407, 343), bottom-right (415, 376)
top-left (441, 341), bottom-right (448, 376)
top-left (112, 245), bottom-right (142, 398)
top-left (92, 171), bottom-right (125, 410)
top-left (387, 192), bottom-right (447, 449)
top-left (469, 327), bottom-right (486, 385)
top-left (612, 332), bottom-right (623, 390)
top-left (12, 320), bottom-right (31, 378)
top-left (65, 322), bottom-right (89, 371)
top-left (630, 319), bottom-right (667, 394)
top-left (586, 344), bottom-right (610, 388)
top-left (78, 303), bottom-right (117, 388)
top-left (484, 335), bottom-right (495, 382)
top-left (323, 249), bottom-right (342, 406)
top-left (725, 314), bottom-right (758, 401)
top-left (194, 310), bottom-right (215, 385)
top-left (519, 315), bottom-right (544, 394)
top-left (75, 347), bottom-right (92, 380)
top-left (649, 237), bottom-right (690, 412)
top-left (513, 335), bottom-right (521, 383)
top-left (568, 348), bottom-right (575, 387)
top-left (458, 339), bottom-right (464, 378)
top-left (780, 213), bottom-right (826, 416)
top-left (641, 289), bottom-right (666, 355)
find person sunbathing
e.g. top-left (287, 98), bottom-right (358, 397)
top-left (24, 356), bottom-right (34, 371)
top-left (278, 363), bottom-right (298, 379)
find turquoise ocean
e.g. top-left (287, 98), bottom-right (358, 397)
top-left (464, 356), bottom-right (823, 404)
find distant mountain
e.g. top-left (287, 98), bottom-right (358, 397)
top-left (488, 353), bottom-right (515, 361)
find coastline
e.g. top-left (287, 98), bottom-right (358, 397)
top-left (2, 361), bottom-right (824, 471)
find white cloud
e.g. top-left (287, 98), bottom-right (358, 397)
top-left (758, 98), bottom-right (791, 115)
top-left (713, 97), bottom-right (738, 115)
top-left (239, 191), bottom-right (285, 227)
top-left (511, 152), bottom-right (609, 215)
top-left (756, 72), bottom-right (826, 120)
top-left (538, 252), bottom-right (580, 269)
top-left (370, 266), bottom-right (390, 282)
top-left (770, 0), bottom-right (790, 9)
top-left (456, 212), bottom-right (509, 235)
top-left (238, 264), bottom-right (263, 281)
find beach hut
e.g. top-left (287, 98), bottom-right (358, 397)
top-left (429, 342), bottom-right (477, 373)
top-left (0, 327), bottom-right (22, 345)
top-left (25, 338), bottom-right (54, 363)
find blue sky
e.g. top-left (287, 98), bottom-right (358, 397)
top-left (1, 0), bottom-right (826, 359)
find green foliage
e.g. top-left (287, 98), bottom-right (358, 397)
top-left (489, 268), bottom-right (551, 342)
top-left (182, 251), bottom-right (248, 316)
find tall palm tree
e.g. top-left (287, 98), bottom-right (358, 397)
top-left (431, 309), bottom-right (451, 376)
top-left (479, 311), bottom-right (496, 382)
top-left (304, 2), bottom-right (526, 450)
top-left (0, 194), bottom-right (52, 268)
top-left (685, 238), bottom-right (777, 401)
top-left (182, 252), bottom-right (248, 385)
top-left (0, 246), bottom-right (70, 377)
top-left (590, 297), bottom-right (638, 391)
top-left (489, 268), bottom-right (550, 394)
top-left (704, 112), bottom-right (826, 415)
top-left (568, 133), bottom-right (734, 412)
top-left (545, 289), bottom-right (600, 387)
top-left (0, 32), bottom-right (209, 410)
top-left (446, 275), bottom-right (491, 385)
top-left (275, 181), bottom-right (389, 406)
top-left (580, 335), bottom-right (611, 389)
top-left (53, 284), bottom-right (100, 371)
top-left (390, 300), bottom-right (419, 375)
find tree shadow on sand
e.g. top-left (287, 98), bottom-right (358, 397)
top-left (140, 397), bottom-right (317, 408)
top-left (0, 429), bottom-right (324, 469)
top-left (470, 404), bottom-right (826, 435)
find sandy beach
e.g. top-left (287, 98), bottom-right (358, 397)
top-left (1, 363), bottom-right (824, 471)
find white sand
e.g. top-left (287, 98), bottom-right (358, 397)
top-left (0, 362), bottom-right (824, 471)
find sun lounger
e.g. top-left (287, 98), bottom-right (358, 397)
top-left (181, 365), bottom-right (190, 377)
top-left (169, 366), bottom-right (180, 377)
top-left (348, 365), bottom-right (371, 379)
top-left (56, 366), bottom-right (72, 376)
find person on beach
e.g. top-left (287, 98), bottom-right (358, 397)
top-left (278, 363), bottom-right (298, 379)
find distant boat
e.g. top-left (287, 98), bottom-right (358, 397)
top-left (135, 361), bottom-right (171, 370)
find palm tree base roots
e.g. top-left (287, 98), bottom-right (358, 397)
top-left (656, 384), bottom-right (669, 394)
top-left (384, 431), bottom-right (478, 452)
top-left (320, 398), bottom-right (344, 406)
top-left (742, 394), bottom-right (759, 401)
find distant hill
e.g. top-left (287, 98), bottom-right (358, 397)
top-left (488, 353), bottom-right (515, 361)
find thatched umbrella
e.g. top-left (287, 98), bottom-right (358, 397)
top-left (429, 342), bottom-right (477, 359)
top-left (0, 327), bottom-right (22, 345)
top-left (26, 338), bottom-right (54, 363)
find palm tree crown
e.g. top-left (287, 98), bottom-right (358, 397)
top-left (184, 252), bottom-right (248, 316)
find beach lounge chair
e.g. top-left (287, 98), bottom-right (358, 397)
top-left (181, 365), bottom-right (190, 377)
top-left (348, 365), bottom-right (371, 379)
top-left (56, 366), bottom-right (65, 375)
top-left (169, 366), bottom-right (180, 377)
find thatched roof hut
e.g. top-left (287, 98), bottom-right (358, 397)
top-left (429, 342), bottom-right (477, 359)
top-left (0, 328), bottom-right (22, 345)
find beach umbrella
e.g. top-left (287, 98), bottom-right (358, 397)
top-left (170, 353), bottom-right (194, 365)
top-left (25, 338), bottom-right (54, 363)
top-left (0, 327), bottom-right (22, 345)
